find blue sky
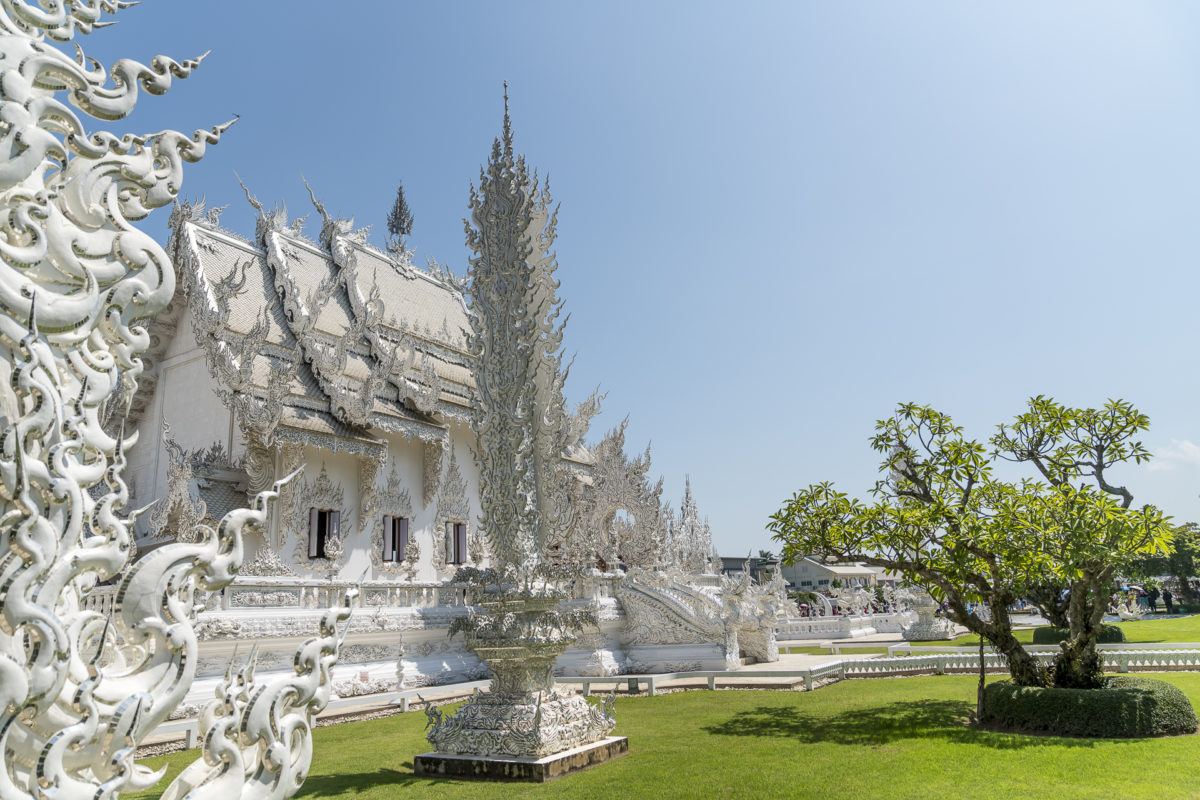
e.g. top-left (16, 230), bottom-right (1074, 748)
top-left (86, 2), bottom-right (1200, 554)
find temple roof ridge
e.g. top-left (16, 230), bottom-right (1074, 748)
top-left (164, 196), bottom-right (477, 454)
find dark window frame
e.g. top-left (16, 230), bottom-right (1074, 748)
top-left (308, 507), bottom-right (340, 559)
top-left (382, 515), bottom-right (410, 562)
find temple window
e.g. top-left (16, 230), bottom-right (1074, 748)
top-left (448, 521), bottom-right (467, 564)
top-left (382, 515), bottom-right (409, 562)
top-left (308, 508), bottom-right (339, 559)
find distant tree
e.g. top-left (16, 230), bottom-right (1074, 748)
top-left (757, 549), bottom-right (775, 560)
top-left (1125, 522), bottom-right (1200, 604)
top-left (769, 399), bottom-right (1171, 689)
top-left (386, 179), bottom-right (414, 253)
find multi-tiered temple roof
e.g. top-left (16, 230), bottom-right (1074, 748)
top-left (150, 191), bottom-right (477, 463)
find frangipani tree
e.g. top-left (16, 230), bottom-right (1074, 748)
top-left (992, 397), bottom-right (1171, 687)
top-left (769, 400), bottom-right (1171, 688)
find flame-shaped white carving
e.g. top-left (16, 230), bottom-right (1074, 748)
top-left (0, 7), bottom-right (345, 799)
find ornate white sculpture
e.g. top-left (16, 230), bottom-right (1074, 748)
top-left (1114, 594), bottom-right (1145, 621)
top-left (148, 424), bottom-right (211, 543)
top-left (617, 564), bottom-right (785, 668)
top-left (161, 587), bottom-right (358, 800)
top-left (0, 8), bottom-right (346, 799)
top-left (901, 589), bottom-right (957, 641)
top-left (830, 585), bottom-right (875, 617)
top-left (422, 91), bottom-right (615, 760)
top-left (562, 419), bottom-right (666, 571)
top-left (669, 478), bottom-right (715, 574)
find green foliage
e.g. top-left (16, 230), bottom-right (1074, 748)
top-left (769, 397), bottom-right (1172, 688)
top-left (1126, 522), bottom-right (1200, 602)
top-left (789, 589), bottom-right (820, 607)
top-left (982, 676), bottom-right (1197, 737)
top-left (1031, 625), bottom-right (1126, 645)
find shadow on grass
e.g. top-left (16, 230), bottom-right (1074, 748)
top-left (297, 764), bottom-right (462, 796)
top-left (701, 699), bottom-right (1149, 750)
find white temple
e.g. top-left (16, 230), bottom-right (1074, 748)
top-left (0, 5), bottom-right (919, 794)
top-left (106, 140), bottom-right (786, 709)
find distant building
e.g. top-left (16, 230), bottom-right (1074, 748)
top-left (719, 556), bottom-right (780, 584)
top-left (779, 557), bottom-right (878, 591)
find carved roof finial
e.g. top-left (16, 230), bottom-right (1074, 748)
top-left (235, 172), bottom-right (263, 216)
top-left (502, 81), bottom-right (513, 162)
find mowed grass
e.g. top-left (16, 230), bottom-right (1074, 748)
top-left (780, 615), bottom-right (1200, 655)
top-left (927, 614), bottom-right (1200, 650)
top-left (128, 674), bottom-right (1200, 800)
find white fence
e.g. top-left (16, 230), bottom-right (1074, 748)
top-left (556, 648), bottom-right (1200, 697)
top-left (776, 611), bottom-right (914, 640)
top-left (81, 578), bottom-right (478, 615)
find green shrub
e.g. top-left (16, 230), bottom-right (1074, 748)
top-left (982, 676), bottom-right (1197, 737)
top-left (1030, 624), bottom-right (1126, 644)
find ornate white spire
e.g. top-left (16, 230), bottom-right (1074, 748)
top-left (670, 476), bottom-right (713, 573)
top-left (465, 88), bottom-right (574, 580)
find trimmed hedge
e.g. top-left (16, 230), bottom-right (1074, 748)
top-left (982, 676), bottom-right (1197, 737)
top-left (1031, 624), bottom-right (1126, 644)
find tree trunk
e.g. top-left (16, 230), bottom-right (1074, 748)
top-left (985, 606), bottom-right (1049, 687)
top-left (949, 596), bottom-right (1048, 687)
top-left (1025, 581), bottom-right (1070, 629)
top-left (1176, 571), bottom-right (1196, 606)
top-left (1053, 570), bottom-right (1108, 689)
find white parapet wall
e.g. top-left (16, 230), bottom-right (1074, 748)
top-left (776, 611), bottom-right (915, 640)
top-left (83, 565), bottom-right (792, 712)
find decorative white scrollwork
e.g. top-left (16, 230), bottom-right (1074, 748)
top-left (370, 463), bottom-right (418, 574)
top-left (161, 587), bottom-right (358, 800)
top-left (0, 6), bottom-right (319, 798)
top-left (423, 438), bottom-right (445, 507)
top-left (433, 448), bottom-right (471, 570)
top-left (148, 423), bottom-right (209, 543)
top-left (289, 463), bottom-right (350, 573)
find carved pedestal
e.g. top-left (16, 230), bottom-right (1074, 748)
top-left (902, 593), bottom-right (957, 641)
top-left (421, 596), bottom-right (616, 763)
top-left (415, 736), bottom-right (628, 782)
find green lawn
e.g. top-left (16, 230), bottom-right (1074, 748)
top-left (926, 614), bottom-right (1200, 650)
top-left (781, 615), bottom-right (1200, 655)
top-left (128, 674), bottom-right (1200, 800)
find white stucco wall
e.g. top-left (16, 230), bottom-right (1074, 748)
top-left (129, 309), bottom-right (233, 543)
